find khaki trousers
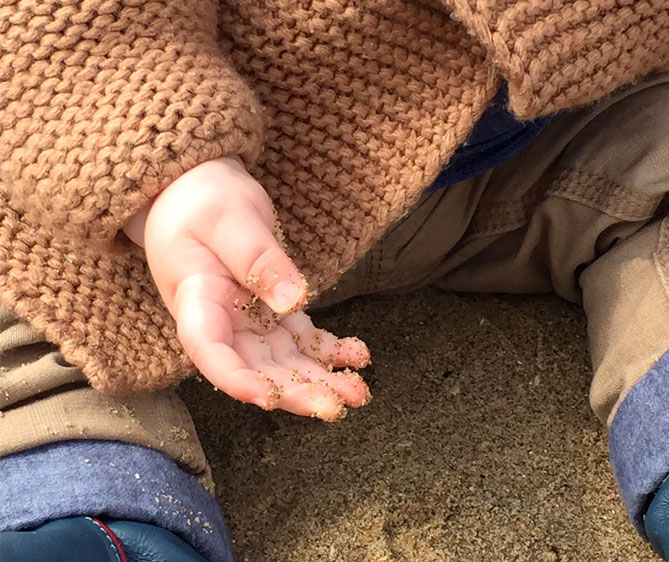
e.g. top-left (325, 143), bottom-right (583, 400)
top-left (1, 73), bottom-right (669, 471)
top-left (0, 304), bottom-right (214, 490)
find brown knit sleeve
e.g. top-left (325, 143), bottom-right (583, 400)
top-left (441, 0), bottom-right (669, 118)
top-left (0, 0), bottom-right (263, 242)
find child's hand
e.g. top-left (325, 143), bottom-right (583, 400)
top-left (124, 157), bottom-right (371, 421)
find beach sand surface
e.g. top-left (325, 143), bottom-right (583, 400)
top-left (181, 289), bottom-right (654, 562)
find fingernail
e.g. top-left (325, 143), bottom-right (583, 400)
top-left (251, 396), bottom-right (270, 410)
top-left (272, 281), bottom-right (304, 312)
top-left (250, 377), bottom-right (280, 410)
top-left (252, 389), bottom-right (279, 411)
top-left (323, 401), bottom-right (347, 422)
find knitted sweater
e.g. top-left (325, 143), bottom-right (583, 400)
top-left (0, 0), bottom-right (667, 394)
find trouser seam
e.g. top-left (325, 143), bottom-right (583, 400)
top-left (653, 218), bottom-right (669, 300)
top-left (1, 380), bottom-right (89, 413)
top-left (463, 168), bottom-right (662, 240)
top-left (549, 169), bottom-right (661, 220)
top-left (372, 239), bottom-right (384, 293)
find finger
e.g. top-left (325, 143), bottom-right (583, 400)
top-left (234, 332), bottom-right (347, 421)
top-left (147, 236), bottom-right (279, 335)
top-left (264, 328), bottom-right (371, 407)
top-left (174, 274), bottom-right (278, 409)
top-left (280, 312), bottom-right (371, 369)
top-left (267, 365), bottom-right (348, 422)
top-left (194, 202), bottom-right (307, 315)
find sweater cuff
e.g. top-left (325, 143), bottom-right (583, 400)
top-left (0, 440), bottom-right (234, 562)
top-left (0, 0), bottom-right (263, 243)
top-left (609, 349), bottom-right (669, 539)
top-left (442, 0), bottom-right (669, 118)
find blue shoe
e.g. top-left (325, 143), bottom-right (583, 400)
top-left (0, 516), bottom-right (210, 562)
top-left (645, 476), bottom-right (669, 560)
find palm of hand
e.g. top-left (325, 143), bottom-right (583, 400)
top-left (127, 157), bottom-right (371, 422)
top-left (176, 264), bottom-right (370, 422)
top-left (232, 293), bottom-right (370, 421)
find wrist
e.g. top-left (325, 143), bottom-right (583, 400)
top-left (122, 156), bottom-right (248, 249)
top-left (122, 199), bottom-right (153, 248)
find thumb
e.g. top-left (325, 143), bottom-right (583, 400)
top-left (244, 238), bottom-right (309, 314)
top-left (194, 202), bottom-right (308, 314)
top-left (141, 155), bottom-right (308, 315)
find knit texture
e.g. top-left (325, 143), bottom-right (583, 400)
top-left (0, 0), bottom-right (668, 392)
top-left (0, 0), bottom-right (263, 392)
top-left (220, 1), bottom-right (497, 293)
top-left (442, 0), bottom-right (669, 117)
top-left (0, 191), bottom-right (193, 392)
top-left (0, 0), bottom-right (263, 242)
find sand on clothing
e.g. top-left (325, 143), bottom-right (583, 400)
top-left (181, 288), bottom-right (655, 561)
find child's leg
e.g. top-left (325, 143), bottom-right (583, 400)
top-left (432, 75), bottom-right (669, 538)
top-left (0, 304), bottom-right (233, 560)
top-left (581, 218), bottom-right (669, 532)
top-left (0, 302), bottom-right (208, 475)
top-left (320, 71), bottom-right (669, 546)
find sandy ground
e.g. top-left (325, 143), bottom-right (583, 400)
top-left (181, 288), bottom-right (656, 562)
